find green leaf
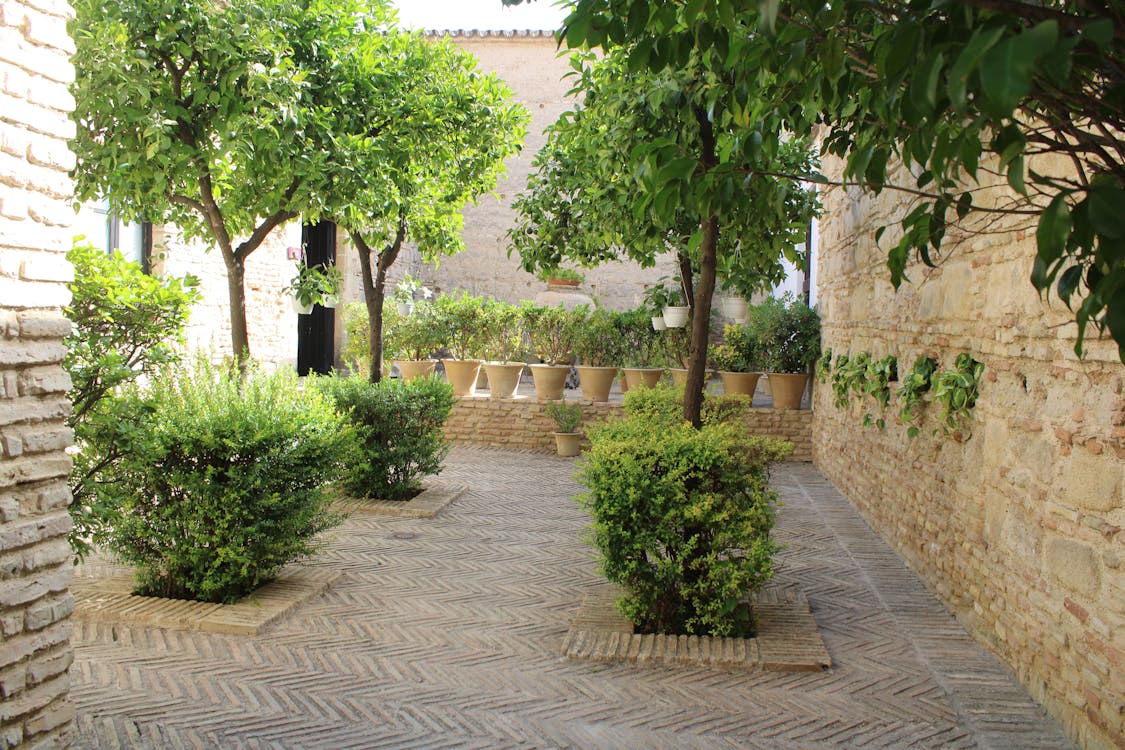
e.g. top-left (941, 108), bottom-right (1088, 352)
top-left (910, 50), bottom-right (945, 114)
top-left (979, 21), bottom-right (1058, 117)
top-left (947, 25), bottom-right (1005, 110)
top-left (1035, 193), bottom-right (1071, 267)
top-left (1088, 182), bottom-right (1125, 239)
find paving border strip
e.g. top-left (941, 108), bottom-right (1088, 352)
top-left (563, 582), bottom-right (832, 671)
top-left (332, 480), bottom-right (468, 518)
top-left (72, 568), bottom-right (341, 635)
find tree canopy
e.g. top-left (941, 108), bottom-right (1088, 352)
top-left (507, 0), bottom-right (1125, 363)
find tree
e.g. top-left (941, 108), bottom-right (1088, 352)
top-left (285, 5), bottom-right (527, 382)
top-left (70, 0), bottom-right (335, 361)
top-left (510, 51), bottom-right (818, 426)
top-left (507, 0), bottom-right (1125, 363)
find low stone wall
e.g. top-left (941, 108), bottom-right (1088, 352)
top-left (445, 395), bottom-right (813, 460)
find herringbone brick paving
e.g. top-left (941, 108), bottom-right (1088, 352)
top-left (70, 447), bottom-right (1073, 749)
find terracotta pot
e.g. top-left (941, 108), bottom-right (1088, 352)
top-left (768, 372), bottom-right (810, 410)
top-left (441, 359), bottom-right (483, 397)
top-left (619, 369), bottom-right (630, 393)
top-left (529, 364), bottom-right (570, 401)
top-left (554, 432), bottom-right (583, 458)
top-left (394, 360), bottom-right (436, 383)
top-left (576, 365), bottom-right (616, 402)
top-left (719, 371), bottom-right (761, 397)
top-left (662, 306), bottom-right (689, 328)
top-left (622, 368), bottom-right (662, 390)
top-left (483, 362), bottom-right (524, 399)
top-left (669, 368), bottom-right (688, 388)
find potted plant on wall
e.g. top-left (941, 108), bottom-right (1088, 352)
top-left (536, 266), bottom-right (584, 290)
top-left (285, 262), bottom-right (343, 314)
top-left (757, 295), bottom-right (821, 410)
top-left (711, 323), bottom-right (762, 397)
top-left (433, 291), bottom-right (488, 397)
top-left (619, 308), bottom-right (666, 390)
top-left (481, 298), bottom-right (526, 399)
top-left (383, 300), bottom-right (442, 381)
top-left (545, 400), bottom-right (583, 457)
top-left (522, 302), bottom-right (575, 400)
top-left (570, 306), bottom-right (624, 402)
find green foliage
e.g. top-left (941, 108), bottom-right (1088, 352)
top-left (932, 353), bottom-right (985, 437)
top-left (711, 323), bottom-right (760, 373)
top-left (570, 306), bottom-right (628, 367)
top-left (861, 355), bottom-right (899, 429)
top-left (317, 374), bottom-right (454, 501)
top-left (342, 302), bottom-right (373, 373)
top-left (536, 267), bottom-right (585, 284)
top-left (830, 352), bottom-right (867, 410)
top-left (897, 355), bottom-right (940, 439)
top-left (642, 279), bottom-right (685, 314)
top-left (580, 406), bottom-right (791, 637)
top-left (102, 360), bottom-right (349, 603)
top-left (545, 401), bottom-right (583, 433)
top-left (393, 274), bottom-right (432, 305)
top-left (815, 348), bottom-right (833, 383)
top-left (622, 385), bottom-right (687, 427)
top-left (432, 292), bottom-right (488, 361)
top-left (64, 240), bottom-right (200, 561)
top-left (522, 0), bottom-right (1125, 361)
top-left (613, 309), bottom-right (666, 368)
top-left (753, 296), bottom-right (822, 373)
top-left (521, 303), bottom-right (575, 365)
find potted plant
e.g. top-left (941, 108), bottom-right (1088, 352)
top-left (661, 281), bottom-right (689, 328)
top-left (545, 400), bottom-right (583, 457)
top-left (383, 300), bottom-right (442, 381)
top-left (481, 298), bottom-right (526, 399)
top-left (432, 291), bottom-right (488, 397)
top-left (522, 303), bottom-right (575, 401)
top-left (537, 266), bottom-right (584, 290)
top-left (618, 308), bottom-right (666, 390)
top-left (569, 306), bottom-right (624, 402)
top-left (285, 262), bottom-right (342, 314)
top-left (755, 295), bottom-right (821, 409)
top-left (711, 323), bottom-right (762, 397)
top-left (664, 327), bottom-right (694, 388)
top-left (642, 283), bottom-right (672, 331)
top-left (393, 273), bottom-right (431, 316)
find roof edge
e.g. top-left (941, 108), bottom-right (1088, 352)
top-left (423, 28), bottom-right (558, 39)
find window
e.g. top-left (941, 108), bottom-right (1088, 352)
top-left (74, 199), bottom-right (152, 271)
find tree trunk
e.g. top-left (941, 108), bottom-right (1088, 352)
top-left (349, 216), bottom-right (405, 384)
top-left (683, 216), bottom-right (718, 429)
top-left (683, 106), bottom-right (720, 429)
top-left (224, 254), bottom-right (251, 363)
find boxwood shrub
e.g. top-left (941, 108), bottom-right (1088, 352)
top-left (103, 360), bottom-right (351, 604)
top-left (580, 387), bottom-right (792, 637)
top-left (316, 374), bottom-right (455, 501)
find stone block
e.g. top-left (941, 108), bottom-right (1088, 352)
top-left (16, 367), bottom-right (69, 397)
top-left (1063, 451), bottom-right (1123, 514)
top-left (1045, 537), bottom-right (1101, 598)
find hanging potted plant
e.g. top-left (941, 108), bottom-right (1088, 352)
top-left (522, 302), bottom-right (575, 401)
top-left (757, 295), bottom-right (821, 410)
top-left (285, 263), bottom-right (342, 314)
top-left (661, 282), bottom-right (689, 328)
top-left (545, 400), bottom-right (583, 457)
top-left (481, 298), bottom-right (526, 399)
top-left (393, 273), bottom-right (431, 316)
top-left (383, 300), bottom-right (442, 381)
top-left (570, 306), bottom-right (625, 402)
top-left (432, 291), bottom-right (488, 397)
top-left (642, 283), bottom-right (672, 331)
top-left (711, 323), bottom-right (762, 397)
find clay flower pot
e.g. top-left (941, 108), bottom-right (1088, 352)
top-left (622, 368), bottom-right (662, 390)
top-left (529, 364), bottom-right (570, 401)
top-left (442, 359), bottom-right (483, 397)
top-left (483, 361), bottom-right (525, 399)
top-left (394, 360), bottom-right (436, 383)
top-left (719, 371), bottom-right (761, 397)
top-left (768, 372), bottom-right (810, 410)
top-left (576, 365), bottom-right (616, 402)
top-left (553, 432), bottom-right (583, 457)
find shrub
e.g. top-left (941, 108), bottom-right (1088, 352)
top-left (569, 306), bottom-right (627, 367)
top-left (64, 240), bottom-right (200, 561)
top-left (102, 359), bottom-right (350, 603)
top-left (521, 302), bottom-right (575, 364)
top-left (481, 298), bottom-right (524, 362)
top-left (710, 323), bottom-right (760, 372)
top-left (612, 308), bottom-right (666, 367)
top-left (317, 374), bottom-right (455, 501)
top-left (432, 291), bottom-right (488, 360)
top-left (580, 406), bottom-right (791, 637)
top-left (752, 295), bottom-right (821, 373)
top-left (545, 400), bottom-right (582, 433)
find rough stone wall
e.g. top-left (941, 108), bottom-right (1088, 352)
top-left (813, 160), bottom-right (1123, 749)
top-left (0, 0), bottom-right (78, 746)
top-left (446, 394), bottom-right (812, 459)
top-left (151, 224), bottom-right (300, 370)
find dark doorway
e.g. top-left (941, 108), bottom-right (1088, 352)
top-left (297, 220), bottom-right (336, 376)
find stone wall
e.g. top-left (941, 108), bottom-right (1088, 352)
top-left (0, 0), bottom-right (78, 746)
top-left (813, 161), bottom-right (1123, 749)
top-left (446, 392), bottom-right (813, 460)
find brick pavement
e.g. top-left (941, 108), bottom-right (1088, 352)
top-left (69, 447), bottom-right (1073, 749)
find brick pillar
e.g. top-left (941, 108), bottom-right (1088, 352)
top-left (1, 0), bottom-right (78, 747)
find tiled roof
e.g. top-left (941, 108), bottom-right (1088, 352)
top-left (423, 28), bottom-right (558, 38)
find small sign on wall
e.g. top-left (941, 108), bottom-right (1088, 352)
top-left (286, 246), bottom-right (302, 261)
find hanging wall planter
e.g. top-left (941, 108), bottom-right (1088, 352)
top-left (651, 315), bottom-right (667, 331)
top-left (662, 306), bottom-right (689, 328)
